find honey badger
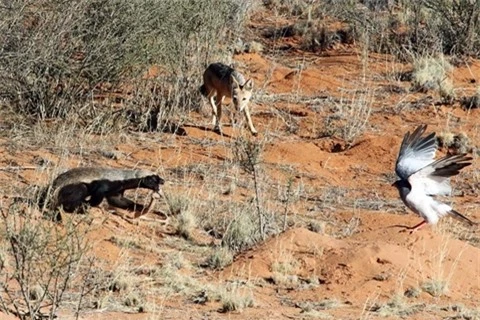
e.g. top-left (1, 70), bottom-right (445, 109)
top-left (46, 167), bottom-right (164, 219)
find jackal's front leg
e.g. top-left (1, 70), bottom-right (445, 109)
top-left (243, 106), bottom-right (257, 135)
top-left (209, 96), bottom-right (223, 133)
top-left (209, 96), bottom-right (217, 125)
top-left (211, 95), bottom-right (224, 133)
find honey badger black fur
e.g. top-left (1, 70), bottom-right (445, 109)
top-left (45, 167), bottom-right (164, 219)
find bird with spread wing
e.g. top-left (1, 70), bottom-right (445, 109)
top-left (392, 124), bottom-right (476, 232)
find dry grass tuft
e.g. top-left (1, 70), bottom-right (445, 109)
top-left (404, 286), bottom-right (421, 298)
top-left (320, 90), bottom-right (372, 149)
top-left (219, 283), bottom-right (254, 313)
top-left (421, 279), bottom-right (448, 297)
top-left (411, 55), bottom-right (453, 94)
top-left (437, 131), bottom-right (473, 154)
top-left (174, 209), bottom-right (197, 240)
top-left (246, 41), bottom-right (264, 53)
top-left (222, 204), bottom-right (261, 252)
top-left (205, 247), bottom-right (234, 270)
top-left (370, 294), bottom-right (425, 317)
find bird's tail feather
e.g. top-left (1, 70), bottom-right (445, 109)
top-left (449, 209), bottom-right (476, 226)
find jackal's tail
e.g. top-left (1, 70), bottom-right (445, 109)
top-left (199, 84), bottom-right (208, 97)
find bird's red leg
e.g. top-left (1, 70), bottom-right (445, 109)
top-left (406, 220), bottom-right (427, 233)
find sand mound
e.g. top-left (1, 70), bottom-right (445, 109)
top-left (221, 227), bottom-right (480, 303)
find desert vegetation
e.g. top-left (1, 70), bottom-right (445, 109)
top-left (0, 0), bottom-right (479, 319)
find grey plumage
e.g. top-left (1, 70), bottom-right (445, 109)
top-left (395, 124), bottom-right (437, 181)
top-left (393, 125), bottom-right (475, 230)
top-left (429, 154), bottom-right (472, 177)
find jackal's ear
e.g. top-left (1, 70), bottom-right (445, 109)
top-left (231, 75), bottom-right (240, 88)
top-left (244, 78), bottom-right (253, 90)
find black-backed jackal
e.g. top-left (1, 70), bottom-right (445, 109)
top-left (200, 63), bottom-right (257, 135)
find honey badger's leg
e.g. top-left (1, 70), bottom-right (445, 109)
top-left (104, 193), bottom-right (134, 221)
top-left (57, 183), bottom-right (90, 212)
top-left (106, 193), bottom-right (137, 210)
top-left (87, 176), bottom-right (163, 220)
top-left (106, 192), bottom-right (160, 218)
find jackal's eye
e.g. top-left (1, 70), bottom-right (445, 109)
top-left (232, 96), bottom-right (238, 103)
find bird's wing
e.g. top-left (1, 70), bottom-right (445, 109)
top-left (395, 124), bottom-right (437, 180)
top-left (407, 153), bottom-right (472, 196)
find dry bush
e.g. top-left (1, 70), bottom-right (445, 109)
top-left (420, 0), bottom-right (480, 57)
top-left (320, 90), bottom-right (372, 149)
top-left (417, 233), bottom-right (466, 299)
top-left (174, 209), bottom-right (197, 241)
top-left (437, 131), bottom-right (473, 154)
top-left (221, 203), bottom-right (262, 252)
top-left (330, 0), bottom-right (407, 57)
top-left (369, 294), bottom-right (425, 317)
top-left (163, 192), bottom-right (199, 240)
top-left (333, 0), bottom-right (480, 59)
top-left (443, 304), bottom-right (480, 319)
top-left (219, 282), bottom-right (254, 313)
top-left (205, 247), bottom-right (234, 270)
top-left (262, 0), bottom-right (352, 53)
top-left (421, 280), bottom-right (448, 297)
top-left (263, 0), bottom-right (318, 18)
top-left (245, 41), bottom-right (264, 54)
top-left (298, 299), bottom-right (343, 318)
top-left (164, 193), bottom-right (190, 217)
top-left (411, 55), bottom-right (453, 93)
top-left (232, 136), bottom-right (267, 240)
top-left (157, 253), bottom-right (207, 298)
top-left (299, 22), bottom-right (355, 53)
top-left (0, 0), bottom-right (251, 130)
top-left (270, 247), bottom-right (301, 286)
top-left (0, 204), bottom-right (94, 319)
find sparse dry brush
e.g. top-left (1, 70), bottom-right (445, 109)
top-left (411, 54), bottom-right (455, 103)
top-left (232, 135), bottom-right (283, 242)
top-left (0, 204), bottom-right (94, 319)
top-left (0, 0), bottom-right (258, 317)
top-left (0, 0), bottom-right (252, 132)
top-left (320, 89), bottom-right (372, 149)
top-left (333, 0), bottom-right (480, 59)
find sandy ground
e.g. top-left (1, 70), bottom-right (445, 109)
top-left (1, 4), bottom-right (479, 320)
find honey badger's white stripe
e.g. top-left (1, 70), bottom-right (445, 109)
top-left (52, 167), bottom-right (155, 188)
